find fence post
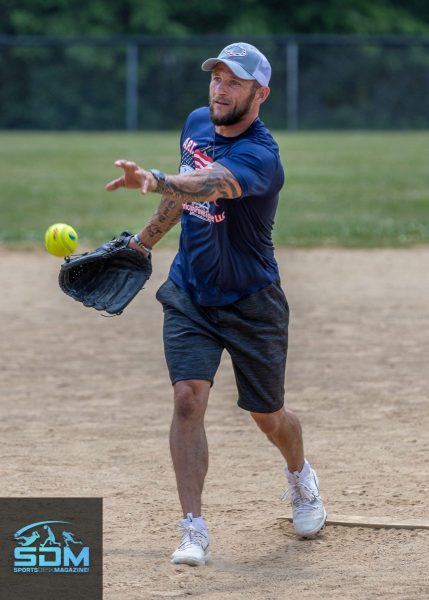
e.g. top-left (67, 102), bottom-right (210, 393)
top-left (126, 44), bottom-right (138, 131)
top-left (286, 41), bottom-right (299, 130)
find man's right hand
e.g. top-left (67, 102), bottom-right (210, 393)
top-left (105, 160), bottom-right (158, 194)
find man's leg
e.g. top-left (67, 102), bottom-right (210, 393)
top-left (155, 279), bottom-right (224, 564)
top-left (218, 280), bottom-right (326, 538)
top-left (250, 407), bottom-right (304, 472)
top-left (169, 379), bottom-right (212, 566)
top-left (251, 408), bottom-right (326, 537)
top-left (170, 379), bottom-right (211, 517)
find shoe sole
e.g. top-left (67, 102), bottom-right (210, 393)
top-left (296, 511), bottom-right (327, 539)
top-left (171, 551), bottom-right (211, 567)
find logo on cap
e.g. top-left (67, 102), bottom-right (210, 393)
top-left (223, 44), bottom-right (247, 57)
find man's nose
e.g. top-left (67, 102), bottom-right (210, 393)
top-left (213, 80), bottom-right (227, 94)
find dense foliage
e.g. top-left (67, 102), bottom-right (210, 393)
top-left (1, 0), bottom-right (429, 36)
top-left (1, 2), bottom-right (428, 130)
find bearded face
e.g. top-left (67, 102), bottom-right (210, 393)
top-left (209, 71), bottom-right (260, 127)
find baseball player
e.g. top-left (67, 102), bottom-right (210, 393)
top-left (106, 42), bottom-right (326, 566)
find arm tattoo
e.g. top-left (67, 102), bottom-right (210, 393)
top-left (142, 196), bottom-right (182, 243)
top-left (155, 163), bottom-right (241, 203)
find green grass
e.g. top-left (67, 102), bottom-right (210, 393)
top-left (0, 131), bottom-right (428, 248)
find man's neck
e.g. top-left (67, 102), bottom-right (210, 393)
top-left (214, 113), bottom-right (259, 138)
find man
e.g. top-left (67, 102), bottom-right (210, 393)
top-left (106, 42), bottom-right (326, 566)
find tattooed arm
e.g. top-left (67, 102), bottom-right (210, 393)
top-left (132, 195), bottom-right (183, 252)
top-left (105, 158), bottom-right (241, 253)
top-left (152, 162), bottom-right (241, 203)
top-left (105, 159), bottom-right (242, 203)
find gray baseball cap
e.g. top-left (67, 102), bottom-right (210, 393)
top-left (201, 42), bottom-right (271, 87)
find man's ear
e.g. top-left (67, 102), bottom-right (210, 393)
top-left (257, 86), bottom-right (270, 104)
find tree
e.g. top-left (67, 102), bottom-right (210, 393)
top-left (1, 0), bottom-right (428, 36)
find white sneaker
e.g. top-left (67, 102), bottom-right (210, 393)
top-left (170, 513), bottom-right (210, 566)
top-left (282, 461), bottom-right (327, 538)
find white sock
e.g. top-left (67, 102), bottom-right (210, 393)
top-left (285, 458), bottom-right (311, 479)
top-left (183, 513), bottom-right (208, 533)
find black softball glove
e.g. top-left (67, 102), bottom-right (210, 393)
top-left (59, 231), bottom-right (152, 315)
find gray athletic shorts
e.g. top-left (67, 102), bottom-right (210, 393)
top-left (155, 278), bottom-right (289, 413)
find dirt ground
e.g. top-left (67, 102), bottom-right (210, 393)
top-left (0, 247), bottom-right (428, 600)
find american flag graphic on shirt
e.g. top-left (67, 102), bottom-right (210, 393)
top-left (181, 137), bottom-right (213, 171)
top-left (180, 137), bottom-right (225, 224)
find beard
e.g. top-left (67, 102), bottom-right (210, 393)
top-left (209, 86), bottom-right (258, 126)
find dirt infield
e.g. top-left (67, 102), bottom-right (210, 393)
top-left (1, 247), bottom-right (428, 599)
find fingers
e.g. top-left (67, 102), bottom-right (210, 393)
top-left (114, 160), bottom-right (138, 170)
top-left (142, 177), bottom-right (150, 194)
top-left (105, 160), bottom-right (138, 192)
top-left (105, 177), bottom-right (125, 191)
top-left (107, 159), bottom-right (152, 194)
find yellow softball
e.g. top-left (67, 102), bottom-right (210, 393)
top-left (44, 223), bottom-right (79, 257)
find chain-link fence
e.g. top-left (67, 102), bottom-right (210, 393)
top-left (1, 34), bottom-right (428, 130)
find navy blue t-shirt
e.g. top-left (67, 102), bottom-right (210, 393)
top-left (168, 106), bottom-right (285, 306)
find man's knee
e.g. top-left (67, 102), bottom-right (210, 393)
top-left (173, 380), bottom-right (210, 421)
top-left (250, 408), bottom-right (285, 436)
